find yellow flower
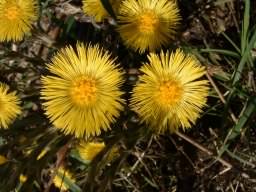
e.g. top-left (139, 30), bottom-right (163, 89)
top-left (0, 155), bottom-right (8, 165)
top-left (78, 141), bottom-right (105, 161)
top-left (117, 0), bottom-right (180, 53)
top-left (0, 83), bottom-right (21, 129)
top-left (77, 141), bottom-right (118, 162)
top-left (19, 174), bottom-right (27, 183)
top-left (131, 49), bottom-right (209, 133)
top-left (41, 43), bottom-right (124, 138)
top-left (82, 0), bottom-right (120, 22)
top-left (53, 167), bottom-right (75, 191)
top-left (0, 0), bottom-right (38, 42)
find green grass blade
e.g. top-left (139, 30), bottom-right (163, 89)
top-left (218, 97), bottom-right (256, 157)
top-left (228, 97), bottom-right (256, 140)
top-left (222, 32), bottom-right (241, 53)
top-left (200, 48), bottom-right (240, 58)
top-left (141, 174), bottom-right (159, 189)
top-left (232, 30), bottom-right (256, 85)
top-left (70, 149), bottom-right (90, 165)
top-left (241, 0), bottom-right (250, 53)
top-left (65, 16), bottom-right (75, 35)
top-left (226, 149), bottom-right (255, 167)
top-left (218, 143), bottom-right (230, 158)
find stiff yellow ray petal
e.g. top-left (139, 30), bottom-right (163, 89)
top-left (82, 0), bottom-right (120, 22)
top-left (0, 83), bottom-right (21, 129)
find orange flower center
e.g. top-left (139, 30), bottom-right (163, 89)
top-left (70, 76), bottom-right (97, 106)
top-left (158, 80), bottom-right (183, 106)
top-left (138, 11), bottom-right (159, 33)
top-left (5, 6), bottom-right (20, 20)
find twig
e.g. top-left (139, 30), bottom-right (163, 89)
top-left (169, 136), bottom-right (196, 169)
top-left (206, 71), bottom-right (238, 123)
top-left (119, 172), bottom-right (140, 192)
top-left (193, 50), bottom-right (238, 123)
top-left (176, 131), bottom-right (232, 169)
top-left (127, 136), bottom-right (153, 177)
top-left (211, 166), bottom-right (233, 181)
top-left (44, 141), bottom-right (72, 192)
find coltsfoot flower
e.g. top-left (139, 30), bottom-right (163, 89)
top-left (77, 141), bottom-right (118, 162)
top-left (82, 0), bottom-right (120, 22)
top-left (117, 0), bottom-right (180, 53)
top-left (0, 83), bottom-right (21, 129)
top-left (0, 0), bottom-right (38, 42)
top-left (131, 49), bottom-right (209, 133)
top-left (0, 155), bottom-right (8, 165)
top-left (19, 174), bottom-right (27, 183)
top-left (41, 43), bottom-right (124, 138)
top-left (53, 167), bottom-right (75, 191)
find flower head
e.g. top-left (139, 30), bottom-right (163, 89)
top-left (19, 174), bottom-right (27, 183)
top-left (0, 83), bottom-right (21, 129)
top-left (0, 155), bottom-right (8, 165)
top-left (77, 141), bottom-right (118, 162)
top-left (41, 43), bottom-right (124, 138)
top-left (53, 167), bottom-right (75, 191)
top-left (131, 49), bottom-right (209, 133)
top-left (78, 141), bottom-right (105, 161)
top-left (117, 0), bottom-right (180, 53)
top-left (0, 0), bottom-right (38, 42)
top-left (82, 0), bottom-right (120, 22)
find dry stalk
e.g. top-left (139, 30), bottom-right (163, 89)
top-left (176, 131), bottom-right (232, 169)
